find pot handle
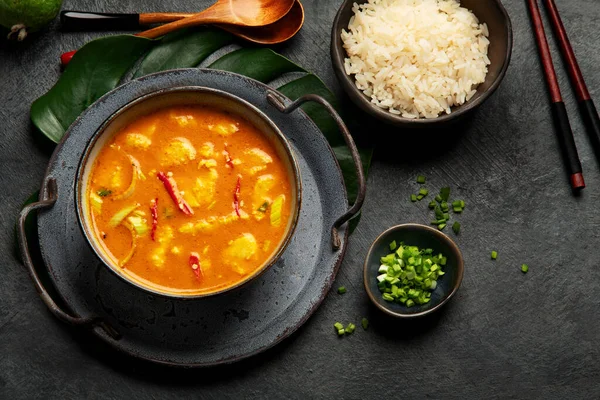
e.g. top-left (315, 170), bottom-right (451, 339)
top-left (267, 90), bottom-right (366, 251)
top-left (17, 177), bottom-right (120, 340)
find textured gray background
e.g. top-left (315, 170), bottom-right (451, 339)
top-left (1, 0), bottom-right (600, 398)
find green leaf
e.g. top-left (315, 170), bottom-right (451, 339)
top-left (31, 35), bottom-right (153, 143)
top-left (278, 74), bottom-right (373, 205)
top-left (133, 28), bottom-right (234, 78)
top-left (210, 48), bottom-right (305, 83)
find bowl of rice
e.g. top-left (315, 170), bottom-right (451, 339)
top-left (331, 0), bottom-right (512, 126)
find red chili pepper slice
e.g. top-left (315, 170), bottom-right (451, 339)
top-left (61, 50), bottom-right (76, 67)
top-left (189, 252), bottom-right (203, 281)
top-left (150, 198), bottom-right (158, 241)
top-left (157, 171), bottom-right (194, 216)
top-left (233, 177), bottom-right (241, 217)
top-left (224, 144), bottom-right (235, 169)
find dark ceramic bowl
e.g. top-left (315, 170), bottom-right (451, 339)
top-left (75, 86), bottom-right (302, 299)
top-left (364, 224), bottom-right (464, 318)
top-left (331, 0), bottom-right (513, 127)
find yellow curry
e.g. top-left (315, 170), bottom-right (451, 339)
top-left (86, 105), bottom-right (293, 294)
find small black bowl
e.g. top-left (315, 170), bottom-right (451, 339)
top-left (331, 0), bottom-right (513, 128)
top-left (364, 224), bottom-right (464, 318)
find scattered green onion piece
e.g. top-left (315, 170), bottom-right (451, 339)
top-left (417, 175), bottom-right (426, 184)
top-left (460, 200), bottom-right (465, 208)
top-left (334, 322), bottom-right (344, 330)
top-left (346, 323), bottom-right (356, 334)
top-left (411, 194), bottom-right (417, 202)
top-left (440, 187), bottom-right (451, 201)
top-left (435, 194), bottom-right (442, 203)
top-left (361, 318), bottom-right (369, 330)
top-left (441, 202), bottom-right (449, 212)
top-left (428, 200), bottom-right (436, 209)
top-left (417, 194), bottom-right (424, 201)
top-left (521, 264), bottom-right (529, 273)
top-left (453, 206), bottom-right (463, 213)
top-left (491, 251), bottom-right (498, 260)
top-left (337, 286), bottom-right (347, 294)
top-left (438, 223), bottom-right (446, 230)
top-left (434, 206), bottom-right (444, 220)
top-left (337, 329), bottom-right (345, 336)
top-left (389, 240), bottom-right (397, 251)
top-left (452, 200), bottom-right (462, 207)
top-left (452, 222), bottom-right (461, 234)
top-left (419, 188), bottom-right (429, 196)
top-left (443, 213), bottom-right (450, 221)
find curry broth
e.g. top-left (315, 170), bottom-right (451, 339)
top-left (87, 105), bottom-right (294, 294)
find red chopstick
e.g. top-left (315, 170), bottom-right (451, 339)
top-left (526, 0), bottom-right (585, 191)
top-left (542, 0), bottom-right (600, 159)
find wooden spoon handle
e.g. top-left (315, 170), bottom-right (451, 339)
top-left (60, 10), bottom-right (196, 31)
top-left (136, 2), bottom-right (227, 39)
top-left (139, 12), bottom-right (193, 25)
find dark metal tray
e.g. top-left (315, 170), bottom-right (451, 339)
top-left (18, 69), bottom-right (365, 367)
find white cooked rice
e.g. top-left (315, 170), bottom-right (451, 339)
top-left (341, 0), bottom-right (490, 119)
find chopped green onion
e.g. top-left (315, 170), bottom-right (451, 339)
top-left (452, 222), bottom-right (461, 234)
top-left (438, 223), bottom-right (446, 230)
top-left (97, 188), bottom-right (112, 197)
top-left (382, 293), bottom-right (394, 302)
top-left (428, 200), bottom-right (436, 209)
top-left (377, 241), bottom-right (446, 307)
top-left (521, 264), bottom-right (529, 273)
top-left (334, 322), bottom-right (344, 330)
top-left (453, 206), bottom-right (463, 213)
top-left (435, 194), bottom-right (442, 203)
top-left (361, 318), bottom-right (369, 330)
top-left (389, 240), bottom-right (397, 251)
top-left (417, 175), bottom-right (426, 184)
top-left (491, 251), bottom-right (498, 260)
top-left (416, 194), bottom-right (424, 201)
top-left (443, 212), bottom-right (450, 220)
top-left (441, 202), bottom-right (449, 212)
top-left (440, 187), bottom-right (451, 201)
top-left (434, 206), bottom-right (444, 220)
top-left (257, 201), bottom-right (269, 213)
top-left (460, 200), bottom-right (465, 208)
top-left (452, 200), bottom-right (462, 207)
top-left (419, 188), bottom-right (429, 196)
top-left (337, 286), bottom-right (347, 294)
top-left (411, 194), bottom-right (417, 202)
top-left (337, 328), bottom-right (345, 336)
top-left (346, 323), bottom-right (356, 334)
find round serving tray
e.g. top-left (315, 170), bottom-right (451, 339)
top-left (30, 69), bottom-right (362, 367)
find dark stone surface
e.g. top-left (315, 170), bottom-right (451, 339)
top-left (1, 0), bottom-right (600, 398)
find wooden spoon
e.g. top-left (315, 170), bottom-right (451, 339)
top-left (60, 0), bottom-right (304, 45)
top-left (137, 0), bottom-right (296, 39)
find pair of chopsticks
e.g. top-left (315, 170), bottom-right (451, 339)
top-left (526, 0), bottom-right (600, 191)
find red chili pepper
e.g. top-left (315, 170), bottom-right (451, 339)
top-left (224, 144), bottom-right (235, 169)
top-left (233, 177), bottom-right (241, 217)
top-left (157, 171), bottom-right (194, 216)
top-left (60, 50), bottom-right (76, 67)
top-left (150, 198), bottom-right (158, 241)
top-left (189, 252), bottom-right (203, 281)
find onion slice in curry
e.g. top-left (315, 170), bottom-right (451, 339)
top-left (113, 154), bottom-right (147, 201)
